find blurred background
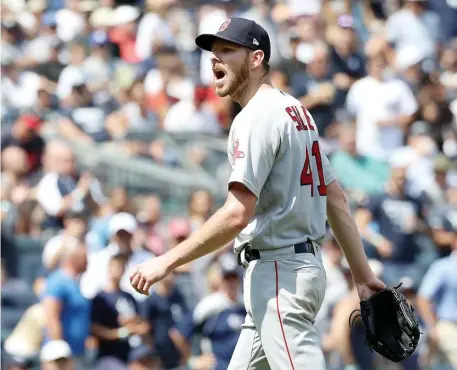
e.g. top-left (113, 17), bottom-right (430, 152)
top-left (1, 0), bottom-right (456, 369)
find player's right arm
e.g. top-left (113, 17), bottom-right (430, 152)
top-left (326, 180), bottom-right (379, 285)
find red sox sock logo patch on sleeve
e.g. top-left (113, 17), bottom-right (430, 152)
top-left (230, 138), bottom-right (245, 169)
top-left (234, 139), bottom-right (245, 159)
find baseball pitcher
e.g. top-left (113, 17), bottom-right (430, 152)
top-left (130, 17), bottom-right (388, 370)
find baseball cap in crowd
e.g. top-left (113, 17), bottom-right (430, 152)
top-left (168, 218), bottom-right (191, 239)
top-left (78, 0), bottom-right (98, 13)
top-left (195, 17), bottom-right (271, 62)
top-left (396, 45), bottom-right (425, 71)
top-left (90, 7), bottom-right (115, 28)
top-left (41, 11), bottom-right (57, 27)
top-left (90, 30), bottom-right (110, 47)
top-left (109, 212), bottom-right (138, 237)
top-left (219, 253), bottom-right (239, 278)
top-left (40, 340), bottom-right (72, 362)
top-left (20, 114), bottom-right (43, 131)
top-left (112, 5), bottom-right (140, 26)
top-left (128, 344), bottom-right (159, 363)
top-left (337, 14), bottom-right (354, 29)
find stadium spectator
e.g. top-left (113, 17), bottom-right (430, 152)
top-left (171, 254), bottom-right (245, 370)
top-left (417, 227), bottom-right (457, 369)
top-left (36, 141), bottom-right (105, 231)
top-left (134, 195), bottom-right (167, 256)
top-left (41, 238), bottom-right (90, 369)
top-left (31, 35), bottom-right (65, 84)
top-left (57, 80), bottom-right (111, 144)
top-left (355, 162), bottom-right (428, 286)
top-left (392, 121), bottom-right (439, 199)
top-left (134, 0), bottom-right (175, 62)
top-left (329, 15), bottom-right (366, 106)
top-left (105, 77), bottom-right (156, 140)
top-left (144, 46), bottom-right (194, 122)
top-left (1, 114), bottom-right (45, 172)
top-left (330, 123), bottom-right (389, 201)
top-left (42, 210), bottom-right (90, 272)
top-left (141, 271), bottom-right (188, 370)
top-left (346, 50), bottom-right (418, 160)
top-left (86, 186), bottom-right (133, 254)
top-left (84, 30), bottom-right (115, 101)
top-left (81, 212), bottom-right (153, 301)
top-left (56, 42), bottom-right (88, 102)
top-left (91, 254), bottom-right (148, 370)
top-left (109, 6), bottom-right (141, 64)
top-left (188, 189), bottom-right (213, 231)
top-left (1, 147), bottom-right (31, 187)
top-left (1, 57), bottom-right (43, 113)
top-left (293, 42), bottom-right (338, 135)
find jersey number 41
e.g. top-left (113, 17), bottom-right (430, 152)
top-left (301, 141), bottom-right (327, 197)
top-left (285, 105), bottom-right (327, 197)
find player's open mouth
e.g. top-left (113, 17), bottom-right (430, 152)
top-left (213, 69), bottom-right (226, 82)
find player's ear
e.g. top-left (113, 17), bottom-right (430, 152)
top-left (251, 50), bottom-right (264, 69)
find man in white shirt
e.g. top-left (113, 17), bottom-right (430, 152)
top-left (346, 52), bottom-right (418, 160)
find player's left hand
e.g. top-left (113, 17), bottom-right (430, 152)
top-left (129, 256), bottom-right (172, 296)
top-left (356, 276), bottom-right (386, 301)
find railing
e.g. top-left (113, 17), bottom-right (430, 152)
top-left (40, 130), bottom-right (230, 213)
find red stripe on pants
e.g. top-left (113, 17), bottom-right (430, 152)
top-left (275, 261), bottom-right (296, 370)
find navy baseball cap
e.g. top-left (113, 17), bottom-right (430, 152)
top-left (195, 17), bottom-right (271, 62)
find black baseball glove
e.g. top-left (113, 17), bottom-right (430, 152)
top-left (349, 283), bottom-right (421, 363)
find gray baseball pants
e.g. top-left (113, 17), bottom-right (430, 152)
top-left (228, 245), bottom-right (327, 370)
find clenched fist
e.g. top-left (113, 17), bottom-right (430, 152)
top-left (129, 256), bottom-right (172, 296)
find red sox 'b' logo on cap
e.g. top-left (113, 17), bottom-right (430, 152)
top-left (219, 19), bottom-right (231, 32)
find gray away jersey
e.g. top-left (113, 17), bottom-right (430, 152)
top-left (227, 87), bottom-right (336, 253)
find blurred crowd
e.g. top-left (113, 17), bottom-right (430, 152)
top-left (1, 0), bottom-right (457, 370)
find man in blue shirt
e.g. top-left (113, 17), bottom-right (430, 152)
top-left (41, 237), bottom-right (90, 370)
top-left (140, 271), bottom-right (188, 369)
top-left (171, 254), bottom-right (246, 370)
top-left (417, 225), bottom-right (457, 369)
